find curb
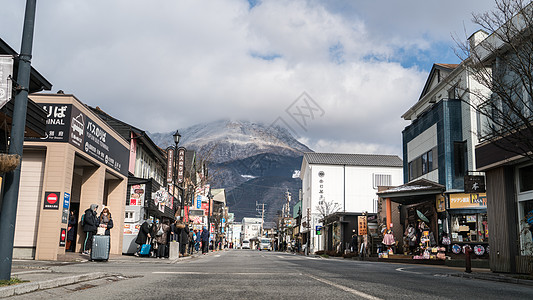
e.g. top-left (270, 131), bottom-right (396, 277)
top-left (0, 272), bottom-right (110, 298)
top-left (451, 272), bottom-right (533, 286)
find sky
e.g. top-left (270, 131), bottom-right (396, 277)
top-left (0, 0), bottom-right (498, 156)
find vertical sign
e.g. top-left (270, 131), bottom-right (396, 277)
top-left (196, 195), bottom-right (202, 209)
top-left (358, 216), bottom-right (367, 235)
top-left (0, 56), bottom-right (13, 109)
top-left (61, 192), bottom-right (70, 224)
top-left (177, 147), bottom-right (185, 184)
top-left (59, 228), bottom-right (66, 247)
top-left (166, 147), bottom-right (174, 184)
top-left (43, 192), bottom-right (60, 210)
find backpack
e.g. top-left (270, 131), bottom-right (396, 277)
top-left (80, 214), bottom-right (85, 226)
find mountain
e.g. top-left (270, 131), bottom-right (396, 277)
top-left (149, 119), bottom-right (312, 163)
top-left (150, 119), bottom-right (312, 222)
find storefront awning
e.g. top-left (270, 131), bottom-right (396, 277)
top-left (377, 179), bottom-right (445, 205)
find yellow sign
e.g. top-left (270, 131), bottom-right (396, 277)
top-left (449, 193), bottom-right (487, 209)
top-left (436, 194), bottom-right (446, 212)
top-left (358, 216), bottom-right (367, 235)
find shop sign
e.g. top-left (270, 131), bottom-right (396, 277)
top-left (33, 104), bottom-right (129, 176)
top-left (59, 228), bottom-right (66, 247)
top-left (201, 202), bottom-right (209, 216)
top-left (61, 192), bottom-right (70, 224)
top-left (196, 195), bottom-right (202, 209)
top-left (166, 147), bottom-right (174, 184)
top-left (43, 192), bottom-right (60, 210)
top-left (177, 147), bottom-right (186, 184)
top-left (449, 193), bottom-right (487, 209)
top-left (464, 175), bottom-right (486, 193)
top-left (436, 194), bottom-right (446, 212)
top-left (129, 184), bottom-right (145, 206)
top-left (0, 56), bottom-right (13, 109)
top-left (358, 216), bottom-right (367, 235)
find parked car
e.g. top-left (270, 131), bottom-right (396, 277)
top-left (242, 240), bottom-right (250, 249)
top-left (259, 238), bottom-right (271, 251)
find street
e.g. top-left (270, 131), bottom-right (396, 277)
top-left (10, 250), bottom-right (533, 299)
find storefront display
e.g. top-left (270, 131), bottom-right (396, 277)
top-left (450, 213), bottom-right (488, 243)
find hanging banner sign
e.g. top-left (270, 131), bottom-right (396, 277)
top-left (43, 192), bottom-right (60, 210)
top-left (358, 216), bottom-right (367, 235)
top-left (177, 147), bottom-right (186, 184)
top-left (166, 147), bottom-right (174, 184)
top-left (0, 55), bottom-right (13, 109)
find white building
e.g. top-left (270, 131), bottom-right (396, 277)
top-left (300, 153), bottom-right (403, 253)
top-left (241, 217), bottom-right (262, 247)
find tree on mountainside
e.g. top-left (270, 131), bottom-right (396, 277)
top-left (455, 0), bottom-right (533, 162)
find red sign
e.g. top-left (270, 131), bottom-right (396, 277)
top-left (44, 192), bottom-right (60, 210)
top-left (201, 202), bottom-right (209, 216)
top-left (184, 206), bottom-right (189, 223)
top-left (59, 228), bottom-right (66, 246)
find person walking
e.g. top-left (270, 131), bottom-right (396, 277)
top-left (200, 227), bottom-right (209, 254)
top-left (134, 219), bottom-right (153, 256)
top-left (66, 210), bottom-right (77, 252)
top-left (82, 204), bottom-right (99, 255)
top-left (188, 228), bottom-right (195, 254)
top-left (98, 207), bottom-right (114, 236)
top-left (178, 222), bottom-right (189, 256)
top-left (155, 220), bottom-right (170, 259)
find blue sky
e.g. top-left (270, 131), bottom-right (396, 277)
top-left (0, 0), bottom-right (496, 156)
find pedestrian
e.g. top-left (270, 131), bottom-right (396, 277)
top-left (155, 220), bottom-right (170, 259)
top-left (134, 219), bottom-right (153, 256)
top-left (66, 210), bottom-right (77, 252)
top-left (188, 228), bottom-right (195, 254)
top-left (194, 230), bottom-right (200, 252)
top-left (200, 226), bottom-right (209, 254)
top-left (170, 219), bottom-right (178, 242)
top-left (98, 207), bottom-right (114, 236)
top-left (350, 229), bottom-right (358, 253)
top-left (82, 204), bottom-right (99, 255)
top-left (178, 222), bottom-right (189, 256)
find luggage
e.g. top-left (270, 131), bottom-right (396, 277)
top-left (140, 243), bottom-right (151, 256)
top-left (91, 235), bottom-right (110, 261)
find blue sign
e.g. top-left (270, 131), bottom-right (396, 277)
top-left (63, 192), bottom-right (70, 209)
top-left (196, 195), bottom-right (201, 209)
top-left (222, 218), bottom-right (225, 223)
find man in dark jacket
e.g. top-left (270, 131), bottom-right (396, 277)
top-left (134, 219), bottom-right (153, 256)
top-left (200, 227), bottom-right (209, 254)
top-left (82, 204), bottom-right (99, 255)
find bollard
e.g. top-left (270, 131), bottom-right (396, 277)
top-left (465, 245), bottom-right (472, 273)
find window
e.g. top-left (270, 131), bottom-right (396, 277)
top-left (373, 174), bottom-right (392, 189)
top-left (519, 165), bottom-right (533, 192)
top-left (124, 211), bottom-right (134, 222)
top-left (408, 147), bottom-right (438, 181)
top-left (454, 141), bottom-right (467, 179)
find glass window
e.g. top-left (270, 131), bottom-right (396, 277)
top-left (519, 165), bottom-right (533, 192)
top-left (519, 200), bottom-right (533, 255)
top-left (427, 150), bottom-right (433, 172)
top-left (422, 153), bottom-right (428, 174)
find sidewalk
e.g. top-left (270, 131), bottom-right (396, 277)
top-left (0, 251), bottom-right (201, 298)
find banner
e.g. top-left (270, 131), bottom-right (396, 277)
top-left (449, 193), bottom-right (487, 209)
top-left (0, 56), bottom-right (13, 109)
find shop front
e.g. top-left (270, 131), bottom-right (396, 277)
top-left (446, 192), bottom-right (489, 259)
top-left (13, 93), bottom-right (129, 260)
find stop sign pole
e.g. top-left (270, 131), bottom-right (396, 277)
top-left (0, 0), bottom-right (37, 280)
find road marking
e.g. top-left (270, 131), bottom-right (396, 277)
top-left (152, 272), bottom-right (302, 275)
top-left (306, 274), bottom-right (382, 300)
top-left (214, 255), bottom-right (220, 257)
top-left (395, 267), bottom-right (422, 274)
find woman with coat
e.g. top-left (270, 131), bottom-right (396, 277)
top-left (98, 207), bottom-right (114, 236)
top-left (155, 220), bottom-right (170, 259)
top-left (82, 204), bottom-right (99, 255)
top-left (200, 227), bottom-right (209, 254)
top-left (134, 219), bottom-right (152, 256)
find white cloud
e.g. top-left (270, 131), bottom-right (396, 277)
top-left (0, 0), bottom-right (496, 155)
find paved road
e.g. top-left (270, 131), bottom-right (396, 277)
top-left (12, 250), bottom-right (533, 299)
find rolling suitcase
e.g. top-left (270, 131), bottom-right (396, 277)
top-left (91, 235), bottom-right (110, 261)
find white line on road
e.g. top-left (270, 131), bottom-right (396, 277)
top-left (395, 267), bottom-right (422, 274)
top-left (306, 274), bottom-right (383, 300)
top-left (152, 272), bottom-right (303, 275)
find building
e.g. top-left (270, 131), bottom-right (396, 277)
top-left (471, 3), bottom-right (533, 273)
top-left (241, 217), bottom-right (262, 248)
top-left (89, 106), bottom-right (171, 254)
top-left (300, 152), bottom-right (403, 254)
top-left (13, 93), bottom-right (129, 260)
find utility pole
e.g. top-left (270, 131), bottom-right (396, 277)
top-left (256, 202), bottom-right (265, 237)
top-left (306, 207), bottom-right (311, 256)
top-left (0, 0), bottom-right (37, 281)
